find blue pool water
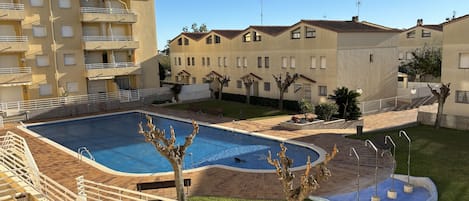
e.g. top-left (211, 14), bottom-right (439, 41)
top-left (27, 112), bottom-right (320, 174)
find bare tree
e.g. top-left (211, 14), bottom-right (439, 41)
top-left (273, 72), bottom-right (299, 110)
top-left (138, 115), bottom-right (199, 201)
top-left (217, 75), bottom-right (230, 100)
top-left (241, 77), bottom-right (254, 104)
top-left (428, 83), bottom-right (451, 129)
top-left (267, 143), bottom-right (338, 201)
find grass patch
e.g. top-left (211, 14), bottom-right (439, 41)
top-left (165, 100), bottom-right (291, 119)
top-left (347, 125), bottom-right (469, 201)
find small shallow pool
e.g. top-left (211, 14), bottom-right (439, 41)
top-left (25, 111), bottom-right (321, 174)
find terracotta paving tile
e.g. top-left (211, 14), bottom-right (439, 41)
top-left (0, 106), bottom-right (417, 200)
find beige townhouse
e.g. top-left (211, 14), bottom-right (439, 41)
top-left (0, 0), bottom-right (158, 103)
top-left (170, 17), bottom-right (400, 104)
top-left (439, 14), bottom-right (469, 128)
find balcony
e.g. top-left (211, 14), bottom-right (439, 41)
top-left (85, 62), bottom-right (141, 79)
top-left (82, 36), bottom-right (139, 50)
top-left (0, 3), bottom-right (25, 21)
top-left (80, 7), bottom-right (137, 23)
top-left (0, 67), bottom-right (32, 86)
top-left (0, 36), bottom-right (28, 52)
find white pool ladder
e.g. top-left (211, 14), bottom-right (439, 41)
top-left (77, 147), bottom-right (95, 161)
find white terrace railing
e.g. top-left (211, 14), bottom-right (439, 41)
top-left (359, 95), bottom-right (409, 115)
top-left (77, 176), bottom-right (175, 201)
top-left (86, 62), bottom-right (138, 70)
top-left (80, 7), bottom-right (136, 15)
top-left (0, 3), bottom-right (24, 10)
top-left (83, 35), bottom-right (134, 41)
top-left (0, 36), bottom-right (28, 42)
top-left (0, 67), bottom-right (31, 74)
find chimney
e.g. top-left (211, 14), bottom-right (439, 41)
top-left (352, 16), bottom-right (359, 22)
top-left (417, 19), bottom-right (423, 26)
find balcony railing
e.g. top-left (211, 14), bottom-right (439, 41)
top-left (0, 67), bottom-right (31, 74)
top-left (0, 3), bottom-right (24, 10)
top-left (0, 36), bottom-right (28, 42)
top-left (83, 35), bottom-right (133, 41)
top-left (85, 62), bottom-right (137, 69)
top-left (80, 7), bottom-right (135, 15)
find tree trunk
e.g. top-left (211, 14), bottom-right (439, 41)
top-left (171, 161), bottom-right (186, 201)
top-left (246, 87), bottom-right (251, 104)
top-left (218, 86), bottom-right (223, 100)
top-left (435, 98), bottom-right (445, 129)
top-left (279, 90), bottom-right (284, 110)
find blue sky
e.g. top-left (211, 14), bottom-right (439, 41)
top-left (155, 0), bottom-right (469, 51)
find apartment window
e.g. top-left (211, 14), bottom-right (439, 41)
top-left (177, 38), bottom-right (182, 45)
top-left (237, 80), bottom-right (242, 88)
top-left (178, 57), bottom-right (181, 65)
top-left (64, 54), bottom-right (76, 66)
top-left (257, 57), bottom-right (262, 68)
top-left (294, 84), bottom-right (302, 93)
top-left (202, 57), bottom-right (206, 66)
top-left (305, 27), bottom-right (316, 38)
top-left (192, 77), bottom-right (196, 84)
top-left (369, 54), bottom-right (374, 63)
top-left (207, 57), bottom-right (211, 66)
top-left (174, 57), bottom-right (177, 66)
top-left (187, 57), bottom-right (191, 66)
top-left (36, 55), bottom-right (50, 67)
top-left (398, 52), bottom-right (404, 60)
top-left (66, 82), bottom-right (78, 92)
top-left (459, 53), bottom-right (469, 68)
top-left (243, 57), bottom-right (248, 68)
top-left (456, 91), bottom-right (469, 104)
top-left (30, 0), bottom-right (43, 7)
top-left (191, 57), bottom-right (195, 66)
top-left (61, 26), bottom-right (73, 37)
top-left (290, 56), bottom-right (296, 68)
top-left (32, 26), bottom-right (47, 37)
top-left (236, 57), bottom-right (241, 67)
top-left (59, 0), bottom-right (71, 8)
top-left (223, 81), bottom-right (228, 87)
top-left (206, 36), bottom-right (212, 44)
top-left (320, 56), bottom-right (326, 69)
top-left (264, 57), bottom-right (270, 68)
top-left (184, 38), bottom-right (189, 45)
top-left (39, 84), bottom-right (52, 96)
top-left (223, 57), bottom-right (227, 67)
top-left (319, 86), bottom-right (327, 96)
top-left (243, 32), bottom-right (251, 42)
top-left (264, 82), bottom-right (271, 91)
top-left (215, 35), bottom-right (221, 43)
top-left (217, 57), bottom-right (222, 67)
top-left (310, 56), bottom-right (317, 68)
top-left (406, 31), bottom-right (415, 38)
top-left (291, 28), bottom-right (301, 39)
top-left (422, 30), bottom-right (431, 38)
top-left (253, 31), bottom-right (261, 41)
top-left (282, 57), bottom-right (288, 68)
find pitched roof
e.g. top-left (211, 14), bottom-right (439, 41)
top-left (212, 30), bottom-right (244, 39)
top-left (240, 73), bottom-right (263, 80)
top-left (181, 32), bottom-right (208, 41)
top-left (422, 24), bottom-right (443, 31)
top-left (301, 20), bottom-right (401, 33)
top-left (442, 14), bottom-right (469, 26)
top-left (249, 26), bottom-right (291, 36)
top-left (205, 70), bottom-right (223, 78)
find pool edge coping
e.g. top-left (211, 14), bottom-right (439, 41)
top-left (18, 109), bottom-right (327, 177)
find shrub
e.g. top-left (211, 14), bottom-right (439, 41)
top-left (298, 99), bottom-right (314, 119)
top-left (315, 103), bottom-right (339, 121)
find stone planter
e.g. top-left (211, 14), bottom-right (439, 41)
top-left (387, 189), bottom-right (397, 199)
top-left (371, 195), bottom-right (380, 201)
top-left (404, 183), bottom-right (414, 193)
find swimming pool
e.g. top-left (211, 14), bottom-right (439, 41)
top-left (24, 111), bottom-right (322, 174)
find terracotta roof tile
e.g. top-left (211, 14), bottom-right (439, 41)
top-left (422, 24), bottom-right (443, 31)
top-left (301, 20), bottom-right (401, 33)
top-left (249, 26), bottom-right (291, 36)
top-left (212, 30), bottom-right (244, 39)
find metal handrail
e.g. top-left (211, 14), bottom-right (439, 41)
top-left (0, 67), bottom-right (31, 74)
top-left (85, 62), bottom-right (138, 69)
top-left (77, 147), bottom-right (95, 161)
top-left (0, 3), bottom-right (24, 10)
top-left (0, 36), bottom-right (28, 42)
top-left (80, 7), bottom-right (135, 14)
top-left (365, 140), bottom-right (379, 198)
top-left (83, 35), bottom-right (134, 41)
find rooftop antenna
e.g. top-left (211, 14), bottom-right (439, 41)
top-left (356, 0), bottom-right (361, 18)
top-left (260, 0), bottom-right (263, 25)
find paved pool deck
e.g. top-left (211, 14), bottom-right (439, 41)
top-left (0, 107), bottom-right (418, 200)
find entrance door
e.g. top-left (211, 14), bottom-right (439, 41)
top-left (252, 81), bottom-right (259, 96)
top-left (303, 84), bottom-right (312, 102)
top-left (0, 86), bottom-right (23, 102)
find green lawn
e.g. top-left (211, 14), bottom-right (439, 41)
top-left (165, 100), bottom-right (291, 119)
top-left (348, 125), bottom-right (469, 201)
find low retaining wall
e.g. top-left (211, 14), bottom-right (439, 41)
top-left (279, 119), bottom-right (363, 130)
top-left (418, 111), bottom-right (469, 130)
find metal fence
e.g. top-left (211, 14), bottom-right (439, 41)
top-left (0, 3), bottom-right (24, 10)
top-left (359, 96), bottom-right (409, 115)
top-left (80, 7), bottom-right (136, 15)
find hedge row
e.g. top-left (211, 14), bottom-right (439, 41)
top-left (217, 93), bottom-right (300, 112)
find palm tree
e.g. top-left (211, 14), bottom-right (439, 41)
top-left (329, 87), bottom-right (361, 120)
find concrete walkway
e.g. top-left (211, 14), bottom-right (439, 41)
top-left (0, 107), bottom-right (418, 200)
